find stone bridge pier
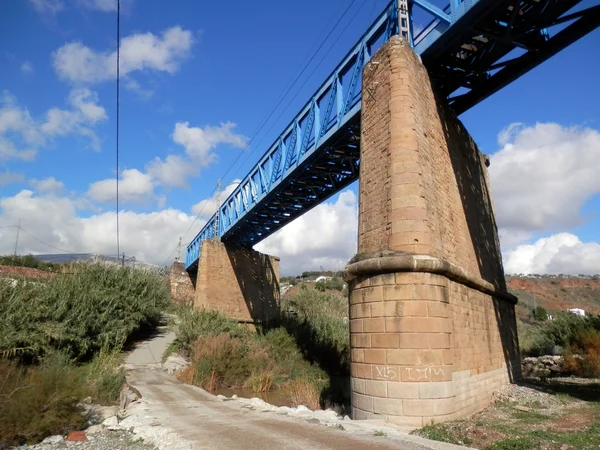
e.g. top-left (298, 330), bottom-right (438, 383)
top-left (193, 239), bottom-right (280, 325)
top-left (344, 36), bottom-right (521, 428)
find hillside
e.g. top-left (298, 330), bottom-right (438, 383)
top-left (507, 276), bottom-right (600, 318)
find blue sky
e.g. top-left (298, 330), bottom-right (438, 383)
top-left (0, 0), bottom-right (599, 274)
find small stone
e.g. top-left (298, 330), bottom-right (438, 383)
top-left (42, 435), bottom-right (64, 444)
top-left (102, 415), bottom-right (119, 427)
top-left (86, 424), bottom-right (105, 434)
top-left (216, 394), bottom-right (227, 401)
top-left (231, 394), bottom-right (238, 400)
top-left (306, 418), bottom-right (320, 424)
top-left (514, 405), bottom-right (532, 412)
top-left (296, 405), bottom-right (310, 412)
top-left (82, 396), bottom-right (93, 404)
top-left (343, 415), bottom-right (352, 421)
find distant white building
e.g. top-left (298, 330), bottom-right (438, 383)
top-left (567, 308), bottom-right (586, 317)
top-left (315, 275), bottom-right (333, 282)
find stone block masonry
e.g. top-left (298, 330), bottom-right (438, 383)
top-left (345, 36), bottom-right (520, 428)
top-left (170, 262), bottom-right (196, 306)
top-left (194, 238), bottom-right (280, 324)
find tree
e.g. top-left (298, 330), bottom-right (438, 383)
top-left (533, 306), bottom-right (548, 322)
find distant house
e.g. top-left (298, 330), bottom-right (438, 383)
top-left (567, 308), bottom-right (586, 317)
top-left (315, 275), bottom-right (333, 282)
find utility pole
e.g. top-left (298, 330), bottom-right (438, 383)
top-left (13, 219), bottom-right (21, 256)
top-left (214, 179), bottom-right (221, 238)
top-left (122, 252), bottom-right (125, 267)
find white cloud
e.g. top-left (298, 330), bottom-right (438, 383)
top-left (0, 172), bottom-right (25, 186)
top-left (0, 89), bottom-right (106, 158)
top-left (504, 233), bottom-right (600, 275)
top-left (41, 89), bottom-right (107, 150)
top-left (76, 0), bottom-right (118, 12)
top-left (28, 0), bottom-right (64, 15)
top-left (52, 27), bottom-right (194, 85)
top-left (172, 122), bottom-right (247, 167)
top-left (0, 189), bottom-right (194, 265)
top-left (87, 169), bottom-right (155, 203)
top-left (147, 122), bottom-right (247, 189)
top-left (256, 190), bottom-right (358, 275)
top-left (0, 91), bottom-right (43, 146)
top-left (146, 155), bottom-right (197, 189)
top-left (0, 138), bottom-right (37, 161)
top-left (490, 123), bottom-right (600, 236)
top-left (31, 177), bottom-right (65, 193)
top-left (20, 62), bottom-right (34, 74)
top-left (191, 180), bottom-right (240, 218)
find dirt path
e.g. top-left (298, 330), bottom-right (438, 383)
top-left (122, 326), bottom-right (469, 450)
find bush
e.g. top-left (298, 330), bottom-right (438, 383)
top-left (564, 329), bottom-right (600, 377)
top-left (315, 278), bottom-right (345, 292)
top-left (518, 313), bottom-right (600, 357)
top-left (0, 254), bottom-right (60, 271)
top-left (0, 350), bottom-right (123, 447)
top-left (0, 262), bottom-right (170, 361)
top-left (0, 360), bottom-right (85, 447)
top-left (173, 308), bottom-right (328, 403)
top-left (532, 306), bottom-right (548, 322)
top-left (173, 307), bottom-right (249, 354)
top-left (280, 289), bottom-right (349, 375)
top-left (287, 377), bottom-right (322, 410)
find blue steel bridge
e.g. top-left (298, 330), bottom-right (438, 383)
top-left (186, 0), bottom-right (600, 271)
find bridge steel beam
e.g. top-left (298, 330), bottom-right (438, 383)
top-left (344, 36), bottom-right (520, 427)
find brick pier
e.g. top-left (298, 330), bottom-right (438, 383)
top-left (344, 36), bottom-right (520, 428)
top-left (194, 238), bottom-right (280, 324)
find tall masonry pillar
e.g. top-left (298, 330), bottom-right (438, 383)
top-left (344, 36), bottom-right (520, 429)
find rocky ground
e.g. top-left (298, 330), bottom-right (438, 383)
top-left (415, 377), bottom-right (600, 449)
top-left (26, 430), bottom-right (156, 450)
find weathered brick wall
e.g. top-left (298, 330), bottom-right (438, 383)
top-left (194, 239), bottom-right (280, 323)
top-left (169, 262), bottom-right (196, 306)
top-left (348, 270), bottom-right (520, 427)
top-left (358, 36), bottom-right (504, 288)
top-left (347, 36), bottom-right (520, 428)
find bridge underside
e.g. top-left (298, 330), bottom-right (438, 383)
top-left (223, 115), bottom-right (361, 248)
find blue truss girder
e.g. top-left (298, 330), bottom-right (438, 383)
top-left (186, 0), bottom-right (600, 270)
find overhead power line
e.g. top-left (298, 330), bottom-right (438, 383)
top-left (178, 0), bottom-right (361, 248)
top-left (231, 0), bottom-right (369, 184)
top-left (18, 226), bottom-right (78, 254)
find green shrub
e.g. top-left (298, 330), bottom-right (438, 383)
top-left (532, 306), bottom-right (548, 322)
top-left (280, 289), bottom-right (349, 375)
top-left (0, 254), bottom-right (61, 271)
top-left (0, 262), bottom-right (170, 361)
top-left (173, 307), bottom-right (249, 354)
top-left (0, 349), bottom-right (124, 447)
top-left (0, 359), bottom-right (84, 447)
top-left (518, 313), bottom-right (600, 357)
top-left (564, 329), bottom-right (600, 377)
top-left (485, 438), bottom-right (536, 450)
top-left (173, 307), bottom-right (327, 400)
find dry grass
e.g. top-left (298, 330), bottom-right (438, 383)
top-left (245, 369), bottom-right (275, 393)
top-left (564, 330), bottom-right (600, 377)
top-left (175, 365), bottom-right (195, 385)
top-left (287, 377), bottom-right (321, 410)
